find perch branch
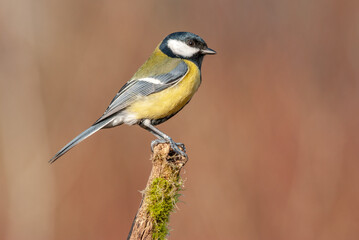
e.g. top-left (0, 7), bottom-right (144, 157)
top-left (127, 143), bottom-right (188, 240)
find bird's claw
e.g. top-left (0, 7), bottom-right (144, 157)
top-left (169, 141), bottom-right (187, 158)
top-left (151, 139), bottom-right (187, 158)
top-left (151, 139), bottom-right (167, 151)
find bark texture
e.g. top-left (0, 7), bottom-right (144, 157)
top-left (127, 143), bottom-right (187, 240)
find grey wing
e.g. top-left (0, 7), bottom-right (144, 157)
top-left (94, 61), bottom-right (188, 123)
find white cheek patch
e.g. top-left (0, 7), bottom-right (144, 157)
top-left (167, 39), bottom-right (199, 58)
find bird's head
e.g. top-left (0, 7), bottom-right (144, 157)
top-left (159, 32), bottom-right (216, 64)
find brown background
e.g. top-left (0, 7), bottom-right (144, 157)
top-left (1, 0), bottom-right (359, 239)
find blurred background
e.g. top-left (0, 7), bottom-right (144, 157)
top-left (1, 0), bottom-right (359, 239)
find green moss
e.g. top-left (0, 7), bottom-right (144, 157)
top-left (146, 177), bottom-right (182, 240)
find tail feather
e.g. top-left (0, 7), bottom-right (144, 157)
top-left (49, 118), bottom-right (113, 164)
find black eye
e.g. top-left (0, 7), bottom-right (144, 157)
top-left (186, 39), bottom-right (194, 46)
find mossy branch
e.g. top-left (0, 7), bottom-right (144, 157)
top-left (127, 143), bottom-right (188, 240)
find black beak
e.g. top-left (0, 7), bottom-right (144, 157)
top-left (201, 47), bottom-right (216, 55)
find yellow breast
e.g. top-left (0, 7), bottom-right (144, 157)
top-left (127, 60), bottom-right (201, 120)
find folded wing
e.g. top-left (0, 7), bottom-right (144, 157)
top-left (94, 60), bottom-right (188, 123)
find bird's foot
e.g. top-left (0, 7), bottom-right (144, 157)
top-left (151, 139), bottom-right (187, 159)
top-left (151, 139), bottom-right (167, 151)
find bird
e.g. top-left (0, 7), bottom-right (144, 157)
top-left (49, 31), bottom-right (216, 164)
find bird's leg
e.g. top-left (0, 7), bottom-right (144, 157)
top-left (139, 120), bottom-right (187, 158)
top-left (139, 127), bottom-right (167, 151)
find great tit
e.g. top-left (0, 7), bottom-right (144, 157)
top-left (49, 32), bottom-right (216, 163)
